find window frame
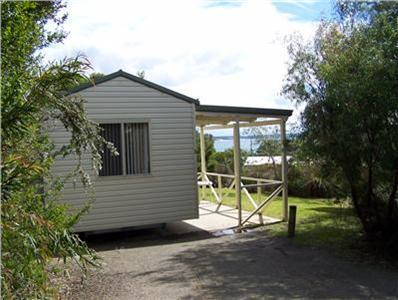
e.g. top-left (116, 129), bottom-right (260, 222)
top-left (97, 118), bottom-right (152, 178)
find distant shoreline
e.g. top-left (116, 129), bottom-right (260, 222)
top-left (213, 134), bottom-right (295, 152)
top-left (213, 133), bottom-right (295, 140)
top-left (214, 137), bottom-right (259, 152)
top-left (213, 135), bottom-right (280, 141)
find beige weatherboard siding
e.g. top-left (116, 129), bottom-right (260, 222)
top-left (48, 71), bottom-right (198, 232)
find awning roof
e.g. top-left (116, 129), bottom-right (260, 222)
top-left (196, 104), bottom-right (293, 117)
top-left (195, 104), bottom-right (293, 127)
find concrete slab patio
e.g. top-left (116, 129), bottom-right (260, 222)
top-left (166, 201), bottom-right (280, 235)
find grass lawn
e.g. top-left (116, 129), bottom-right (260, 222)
top-left (202, 188), bottom-right (361, 253)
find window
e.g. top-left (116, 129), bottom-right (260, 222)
top-left (99, 122), bottom-right (150, 176)
top-left (100, 124), bottom-right (123, 176)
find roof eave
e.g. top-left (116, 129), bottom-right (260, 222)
top-left (195, 104), bottom-right (293, 118)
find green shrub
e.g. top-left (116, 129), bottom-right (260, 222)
top-left (1, 1), bottom-right (110, 297)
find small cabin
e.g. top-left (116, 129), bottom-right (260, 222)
top-left (49, 70), bottom-right (292, 232)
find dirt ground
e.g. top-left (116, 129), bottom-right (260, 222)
top-left (62, 226), bottom-right (398, 299)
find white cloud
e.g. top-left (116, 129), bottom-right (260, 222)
top-left (44, 0), bottom-right (317, 111)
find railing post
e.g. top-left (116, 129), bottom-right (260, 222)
top-left (218, 175), bottom-right (222, 203)
top-left (257, 180), bottom-right (263, 224)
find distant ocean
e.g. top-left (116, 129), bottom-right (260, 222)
top-left (214, 137), bottom-right (259, 152)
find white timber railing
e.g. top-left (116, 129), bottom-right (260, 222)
top-left (197, 171), bottom-right (283, 225)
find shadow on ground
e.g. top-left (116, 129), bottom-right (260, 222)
top-left (72, 223), bottom-right (398, 299)
top-left (79, 223), bottom-right (215, 252)
top-left (150, 232), bottom-right (398, 299)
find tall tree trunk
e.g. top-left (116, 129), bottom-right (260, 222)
top-left (367, 159), bottom-right (383, 230)
top-left (350, 181), bottom-right (377, 236)
top-left (387, 163), bottom-right (398, 224)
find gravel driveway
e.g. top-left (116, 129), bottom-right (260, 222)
top-left (65, 227), bottom-right (398, 299)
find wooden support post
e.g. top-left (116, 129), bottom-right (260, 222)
top-left (200, 125), bottom-right (206, 201)
top-left (257, 180), bottom-right (263, 224)
top-left (288, 205), bottom-right (297, 238)
top-left (233, 121), bottom-right (242, 231)
top-left (280, 119), bottom-right (289, 221)
top-left (218, 175), bottom-right (222, 203)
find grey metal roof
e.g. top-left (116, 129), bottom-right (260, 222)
top-left (68, 70), bottom-right (292, 117)
top-left (68, 70), bottom-right (200, 105)
top-left (195, 104), bottom-right (293, 117)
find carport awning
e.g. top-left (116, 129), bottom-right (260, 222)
top-left (195, 104), bottom-right (293, 128)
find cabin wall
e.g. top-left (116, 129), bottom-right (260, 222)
top-left (48, 76), bottom-right (198, 232)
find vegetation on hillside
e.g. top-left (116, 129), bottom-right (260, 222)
top-left (195, 131), bottom-right (217, 172)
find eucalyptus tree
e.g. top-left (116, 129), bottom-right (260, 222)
top-left (283, 1), bottom-right (398, 249)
